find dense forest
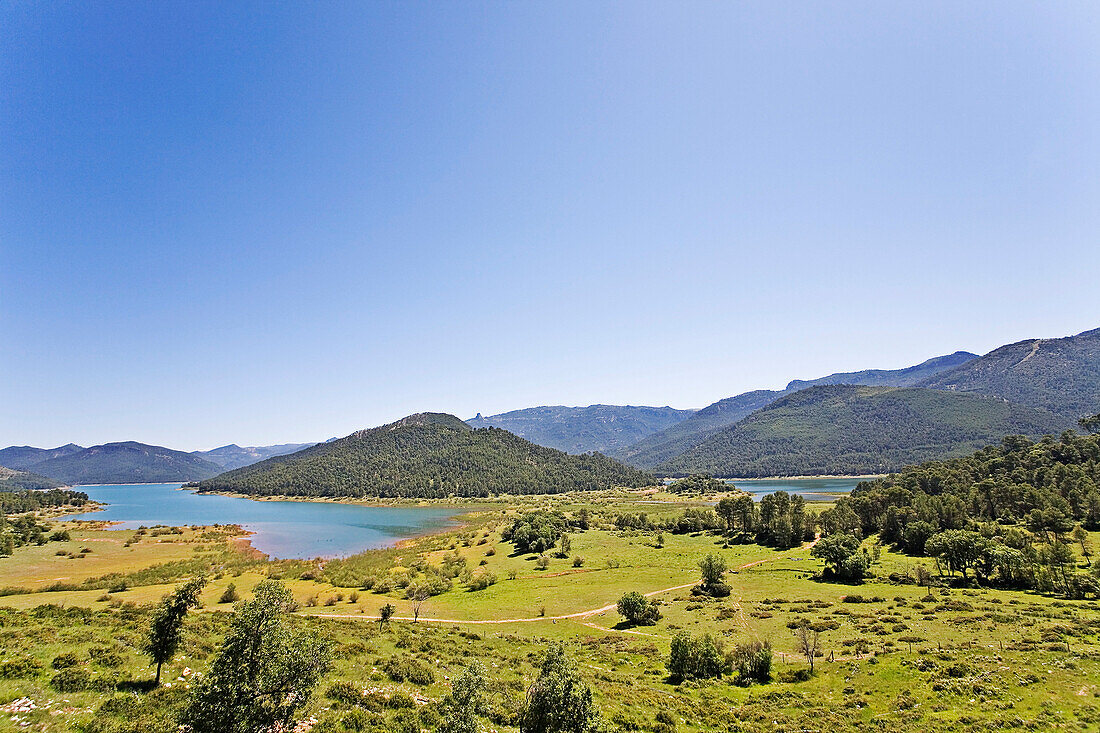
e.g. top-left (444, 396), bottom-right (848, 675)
top-left (659, 385), bottom-right (1066, 477)
top-left (817, 429), bottom-right (1100, 595)
top-left (194, 413), bottom-right (654, 498)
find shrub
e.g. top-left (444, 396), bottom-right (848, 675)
top-left (572, 556), bottom-right (584, 567)
top-left (383, 656), bottom-right (435, 686)
top-left (776, 668), bottom-right (812, 683)
top-left (326, 680), bottom-right (364, 706)
top-left (468, 570), bottom-right (497, 591)
top-left (535, 554), bottom-right (551, 570)
top-left (667, 632), bottom-right (725, 681)
top-left (0, 655), bottom-right (42, 679)
top-left (732, 641), bottom-right (772, 686)
top-left (51, 667), bottom-right (90, 692)
top-left (52, 652), bottom-right (80, 669)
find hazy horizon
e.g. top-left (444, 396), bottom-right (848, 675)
top-left (4, 3), bottom-right (1099, 450)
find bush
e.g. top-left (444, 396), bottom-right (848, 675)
top-left (776, 668), bottom-right (812, 683)
top-left (326, 680), bottom-right (364, 706)
top-left (535, 554), bottom-right (551, 570)
top-left (468, 570), bottom-right (497, 591)
top-left (51, 667), bottom-right (90, 692)
top-left (667, 631), bottom-right (725, 682)
top-left (0, 655), bottom-right (43, 679)
top-left (732, 641), bottom-right (772, 686)
top-left (383, 656), bottom-right (435, 686)
top-left (503, 510), bottom-right (568, 554)
top-left (52, 652), bottom-right (81, 669)
top-left (572, 556), bottom-right (584, 567)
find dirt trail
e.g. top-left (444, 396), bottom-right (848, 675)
top-left (307, 539), bottom-right (817, 626)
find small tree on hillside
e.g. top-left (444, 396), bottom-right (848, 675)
top-left (520, 642), bottom-right (599, 733)
top-left (811, 533), bottom-right (869, 581)
top-left (616, 592), bottom-right (660, 626)
top-left (437, 661), bottom-right (487, 733)
top-left (379, 603), bottom-right (396, 629)
top-left (697, 554), bottom-right (730, 597)
top-left (145, 575), bottom-right (207, 686)
top-left (794, 624), bottom-right (822, 675)
top-left (182, 580), bottom-right (330, 733)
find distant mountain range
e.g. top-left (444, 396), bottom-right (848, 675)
top-left (192, 443), bottom-right (315, 471)
top-left (465, 405), bottom-right (694, 455)
top-left (915, 328), bottom-right (1100, 421)
top-left (612, 351), bottom-right (978, 468)
top-left (22, 442), bottom-right (224, 485)
top-left (0, 443), bottom-right (84, 471)
top-left (659, 384), bottom-right (1066, 477)
top-left (193, 412), bottom-right (654, 498)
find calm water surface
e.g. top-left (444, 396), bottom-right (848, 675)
top-left (729, 477), bottom-right (867, 501)
top-left (63, 483), bottom-right (462, 560)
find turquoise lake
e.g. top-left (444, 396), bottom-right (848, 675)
top-left (62, 483), bottom-right (463, 560)
top-left (731, 477), bottom-right (867, 501)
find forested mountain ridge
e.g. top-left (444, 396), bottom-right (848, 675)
top-left (659, 385), bottom-right (1067, 478)
top-left (192, 442), bottom-right (315, 471)
top-left (917, 327), bottom-right (1100, 420)
top-left (30, 442), bottom-right (223, 484)
top-left (466, 405), bottom-right (694, 455)
top-left (615, 352), bottom-right (977, 469)
top-left (0, 443), bottom-right (83, 471)
top-left (0, 465), bottom-right (64, 491)
top-left (194, 412), bottom-right (655, 498)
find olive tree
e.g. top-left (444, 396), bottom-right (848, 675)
top-left (182, 580), bottom-right (330, 733)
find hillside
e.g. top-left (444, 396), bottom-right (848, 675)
top-left (30, 442), bottom-right (223, 484)
top-left (615, 352), bottom-right (976, 468)
top-left (194, 412), bottom-right (654, 498)
top-left (465, 405), bottom-right (694, 454)
top-left (193, 442), bottom-right (315, 470)
top-left (0, 443), bottom-right (83, 471)
top-left (917, 327), bottom-right (1100, 420)
top-left (0, 465), bottom-right (64, 491)
top-left (658, 385), bottom-right (1067, 478)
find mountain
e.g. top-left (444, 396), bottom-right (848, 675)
top-left (465, 405), bottom-right (695, 454)
top-left (917, 327), bottom-right (1100, 421)
top-left (658, 384), bottom-right (1067, 478)
top-left (0, 443), bottom-right (84, 471)
top-left (0, 465), bottom-right (64, 491)
top-left (194, 412), bottom-right (654, 498)
top-left (29, 442), bottom-right (223, 485)
top-left (193, 443), bottom-right (315, 471)
top-left (614, 352), bottom-right (977, 468)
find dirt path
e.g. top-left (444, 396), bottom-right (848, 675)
top-left (306, 539), bottom-right (817, 626)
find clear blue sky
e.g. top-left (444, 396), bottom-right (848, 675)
top-left (2, 2), bottom-right (1098, 450)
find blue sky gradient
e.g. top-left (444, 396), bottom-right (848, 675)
top-left (2, 2), bottom-right (1099, 449)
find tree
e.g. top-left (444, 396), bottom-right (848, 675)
top-left (731, 640), bottom-right (772, 686)
top-left (379, 603), bottom-right (396, 629)
top-left (926, 530), bottom-right (987, 579)
top-left (520, 642), bottom-right (599, 733)
top-left (182, 580), bottom-right (330, 733)
top-left (218, 583), bottom-right (239, 604)
top-left (145, 575), bottom-right (207, 686)
top-left (697, 554), bottom-right (729, 596)
top-left (411, 586), bottom-right (430, 622)
top-left (616, 592), bottom-right (660, 626)
top-left (1073, 525), bottom-right (1093, 566)
top-left (437, 662), bottom-right (486, 733)
top-left (794, 624), bottom-right (821, 675)
top-left (556, 534), bottom-right (571, 559)
top-left (811, 534), bottom-right (869, 581)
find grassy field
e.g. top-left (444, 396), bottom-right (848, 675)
top-left (1, 493), bottom-right (1099, 732)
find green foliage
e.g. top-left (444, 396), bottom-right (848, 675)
top-left (437, 661), bottom-right (486, 733)
top-left (383, 655), bottom-right (435, 685)
top-left (811, 534), bottom-right (870, 581)
top-left (182, 580), bottom-right (330, 733)
top-left (520, 642), bottom-right (599, 733)
top-left (195, 413), bottom-right (653, 498)
top-left (660, 385), bottom-right (1065, 477)
top-left (697, 554), bottom-right (729, 596)
top-left (218, 582), bottom-right (239, 604)
top-left (667, 474), bottom-right (726, 494)
top-left (616, 592), bottom-right (660, 626)
top-left (0, 467), bottom-right (65, 491)
top-left (504, 510), bottom-right (568, 554)
top-left (732, 640), bottom-right (772, 686)
top-left (667, 631), bottom-right (725, 682)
